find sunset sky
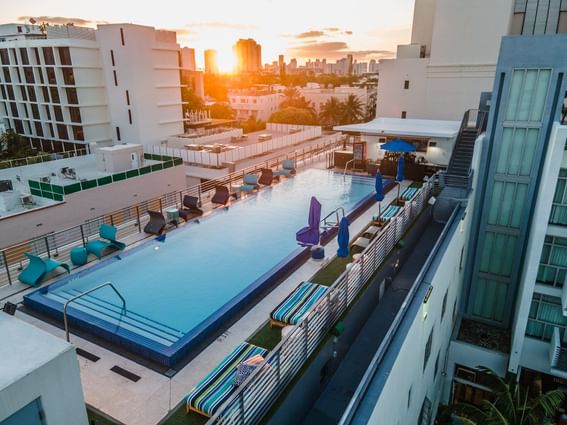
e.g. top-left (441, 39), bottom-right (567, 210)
top-left (3, 0), bottom-right (414, 71)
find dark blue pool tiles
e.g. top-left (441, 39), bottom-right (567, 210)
top-left (24, 174), bottom-right (380, 368)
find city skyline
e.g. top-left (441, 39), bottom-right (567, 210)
top-left (2, 0), bottom-right (414, 71)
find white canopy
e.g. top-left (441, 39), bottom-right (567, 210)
top-left (334, 117), bottom-right (461, 139)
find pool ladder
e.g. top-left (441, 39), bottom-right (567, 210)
top-left (321, 207), bottom-right (345, 231)
top-left (63, 281), bottom-right (126, 342)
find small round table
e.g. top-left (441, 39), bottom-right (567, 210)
top-left (166, 208), bottom-right (180, 226)
top-left (70, 247), bottom-right (88, 266)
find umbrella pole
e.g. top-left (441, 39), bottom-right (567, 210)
top-left (397, 183), bottom-right (401, 201)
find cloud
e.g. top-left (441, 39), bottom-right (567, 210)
top-left (295, 30), bottom-right (325, 39)
top-left (18, 16), bottom-right (106, 26)
top-left (324, 27), bottom-right (340, 32)
top-left (344, 31), bottom-right (353, 35)
top-left (185, 21), bottom-right (256, 30)
top-left (285, 28), bottom-right (352, 39)
top-left (288, 42), bottom-right (394, 60)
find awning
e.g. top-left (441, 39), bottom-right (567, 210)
top-left (334, 117), bottom-right (460, 139)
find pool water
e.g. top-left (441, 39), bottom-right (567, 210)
top-left (25, 169), bottom-right (375, 366)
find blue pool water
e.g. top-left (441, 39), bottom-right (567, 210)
top-left (25, 169), bottom-right (376, 366)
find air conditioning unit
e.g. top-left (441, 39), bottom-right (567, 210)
top-left (20, 194), bottom-right (34, 207)
top-left (40, 176), bottom-right (51, 183)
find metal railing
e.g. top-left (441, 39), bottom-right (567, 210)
top-left (0, 138), bottom-right (344, 289)
top-left (0, 148), bottom-right (89, 170)
top-left (321, 207), bottom-right (345, 230)
top-left (205, 178), bottom-right (434, 425)
top-left (64, 281), bottom-right (126, 342)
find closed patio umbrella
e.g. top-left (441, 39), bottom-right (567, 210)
top-left (296, 196), bottom-right (322, 246)
top-left (375, 172), bottom-right (384, 201)
top-left (337, 217), bottom-right (350, 257)
top-left (396, 156), bottom-right (405, 182)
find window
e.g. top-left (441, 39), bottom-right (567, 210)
top-left (46, 67), bottom-right (56, 84)
top-left (441, 290), bottom-right (448, 319)
top-left (401, 110), bottom-right (407, 119)
top-left (434, 351), bottom-right (441, 379)
top-left (32, 47), bottom-right (40, 64)
top-left (42, 47), bottom-right (55, 65)
top-left (20, 86), bottom-right (27, 101)
top-left (418, 397), bottom-right (432, 425)
top-left (57, 124), bottom-right (68, 140)
top-left (62, 68), bottom-right (75, 85)
top-left (41, 86), bottom-right (50, 103)
top-left (550, 170), bottom-right (567, 225)
top-left (23, 67), bottom-right (34, 83)
top-left (526, 294), bottom-right (567, 341)
top-left (72, 125), bottom-right (84, 141)
top-left (125, 90), bottom-right (130, 105)
top-left (66, 88), bottom-right (78, 105)
top-left (30, 104), bottom-right (39, 120)
top-left (44, 105), bottom-right (51, 120)
top-left (53, 105), bottom-right (63, 122)
top-left (116, 126), bottom-right (121, 141)
top-left (6, 85), bottom-right (14, 100)
top-left (113, 70), bottom-right (118, 86)
top-left (58, 47), bottom-right (72, 65)
top-left (407, 386), bottom-right (412, 409)
top-left (50, 87), bottom-right (60, 104)
top-left (9, 102), bottom-right (18, 116)
top-left (27, 86), bottom-right (36, 102)
top-left (537, 236), bottom-right (567, 287)
top-left (128, 109), bottom-right (132, 124)
top-left (3, 67), bottom-right (11, 82)
top-left (34, 121), bottom-right (43, 137)
top-left (19, 48), bottom-right (29, 65)
top-left (47, 122), bottom-right (54, 137)
top-left (120, 28), bottom-right (125, 46)
top-left (0, 49), bottom-right (8, 65)
top-left (424, 327), bottom-right (433, 371)
top-left (110, 50), bottom-right (115, 66)
top-left (69, 107), bottom-right (81, 123)
top-left (404, 80), bottom-right (410, 89)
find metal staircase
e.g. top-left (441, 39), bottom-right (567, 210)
top-left (443, 109), bottom-right (487, 190)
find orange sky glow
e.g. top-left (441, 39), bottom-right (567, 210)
top-left (3, 0), bottom-right (414, 72)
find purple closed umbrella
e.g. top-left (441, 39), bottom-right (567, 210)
top-left (296, 196), bottom-right (322, 246)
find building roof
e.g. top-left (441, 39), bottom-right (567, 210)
top-left (0, 314), bottom-right (73, 391)
top-left (334, 117), bottom-right (461, 139)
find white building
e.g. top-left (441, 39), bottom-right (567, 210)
top-left (0, 314), bottom-right (88, 425)
top-left (228, 90), bottom-right (283, 121)
top-left (299, 85), bottom-right (368, 114)
top-left (0, 23), bottom-right (184, 151)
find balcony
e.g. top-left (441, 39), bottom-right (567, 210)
top-left (549, 327), bottom-right (567, 378)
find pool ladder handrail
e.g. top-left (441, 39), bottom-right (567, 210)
top-left (64, 281), bottom-right (126, 342)
top-left (343, 159), bottom-right (354, 180)
top-left (321, 207), bottom-right (345, 231)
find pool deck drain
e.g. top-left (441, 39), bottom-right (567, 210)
top-left (8, 175), bottom-right (410, 425)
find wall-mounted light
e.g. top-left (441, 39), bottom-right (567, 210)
top-left (423, 285), bottom-right (433, 304)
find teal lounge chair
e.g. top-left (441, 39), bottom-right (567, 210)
top-left (274, 159), bottom-right (296, 177)
top-left (85, 224), bottom-right (126, 259)
top-left (18, 253), bottom-right (70, 286)
top-left (239, 174), bottom-right (260, 193)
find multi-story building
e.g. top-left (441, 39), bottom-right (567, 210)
top-left (180, 47), bottom-right (196, 71)
top-left (0, 23), bottom-right (184, 151)
top-left (204, 49), bottom-right (218, 74)
top-left (233, 38), bottom-right (261, 74)
top-left (228, 89), bottom-right (283, 121)
top-left (299, 84), bottom-right (369, 114)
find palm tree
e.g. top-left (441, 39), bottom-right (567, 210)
top-left (341, 94), bottom-right (364, 125)
top-left (280, 87), bottom-right (315, 113)
top-left (319, 97), bottom-right (344, 128)
top-left (447, 367), bottom-right (564, 425)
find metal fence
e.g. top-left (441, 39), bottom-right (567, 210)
top-left (0, 138), bottom-right (344, 289)
top-left (0, 148), bottom-right (89, 170)
top-left (146, 126), bottom-right (326, 168)
top-left (205, 179), bottom-right (434, 425)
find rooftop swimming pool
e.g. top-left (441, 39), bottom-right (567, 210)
top-left (24, 169), bottom-right (377, 367)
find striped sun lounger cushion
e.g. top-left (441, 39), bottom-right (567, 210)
top-left (401, 186), bottom-right (419, 201)
top-left (186, 342), bottom-right (268, 417)
top-left (380, 205), bottom-right (401, 221)
top-left (271, 281), bottom-right (327, 326)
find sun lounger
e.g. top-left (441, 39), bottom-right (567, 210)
top-left (352, 237), bottom-right (371, 250)
top-left (179, 195), bottom-right (203, 221)
top-left (18, 253), bottom-right (70, 286)
top-left (270, 281), bottom-right (327, 327)
top-left (400, 186), bottom-right (419, 202)
top-left (211, 185), bottom-right (230, 206)
top-left (239, 174), bottom-right (260, 193)
top-left (186, 342), bottom-right (268, 417)
top-left (363, 225), bottom-right (380, 238)
top-left (378, 205), bottom-right (401, 223)
top-left (85, 224), bottom-right (126, 259)
top-left (259, 168), bottom-right (277, 186)
top-left (274, 159), bottom-right (296, 178)
top-left (144, 210), bottom-right (166, 235)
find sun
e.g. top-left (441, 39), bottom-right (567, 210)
top-left (215, 46), bottom-right (236, 74)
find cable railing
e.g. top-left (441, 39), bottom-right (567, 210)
top-left (205, 177), bottom-right (434, 425)
top-left (0, 137), bottom-right (345, 289)
top-left (0, 148), bottom-right (89, 170)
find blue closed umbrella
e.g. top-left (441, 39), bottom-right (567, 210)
top-left (337, 217), bottom-right (350, 257)
top-left (396, 156), bottom-right (405, 181)
top-left (375, 172), bottom-right (384, 201)
top-left (381, 138), bottom-right (416, 153)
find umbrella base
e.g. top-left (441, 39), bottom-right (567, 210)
top-left (311, 245), bottom-right (325, 260)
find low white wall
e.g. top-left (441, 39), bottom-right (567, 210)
top-left (0, 348), bottom-right (88, 425)
top-left (167, 128), bottom-right (243, 149)
top-left (0, 165), bottom-right (186, 248)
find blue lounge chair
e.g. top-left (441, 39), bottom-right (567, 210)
top-left (400, 186), bottom-right (419, 202)
top-left (186, 342), bottom-right (268, 417)
top-left (85, 224), bottom-right (126, 258)
top-left (377, 204), bottom-right (402, 224)
top-left (18, 253), bottom-right (70, 286)
top-left (270, 281), bottom-right (327, 327)
top-left (239, 174), bottom-right (260, 193)
top-left (274, 159), bottom-right (296, 178)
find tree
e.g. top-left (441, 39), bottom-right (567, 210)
top-left (341, 94), bottom-right (364, 124)
top-left (319, 97), bottom-right (344, 128)
top-left (269, 107), bottom-right (318, 126)
top-left (180, 87), bottom-right (204, 114)
top-left (280, 87), bottom-right (314, 112)
top-left (446, 367), bottom-right (564, 425)
top-left (208, 103), bottom-right (235, 120)
top-left (239, 116), bottom-right (266, 134)
top-left (0, 130), bottom-right (35, 160)
top-left (365, 91), bottom-right (377, 121)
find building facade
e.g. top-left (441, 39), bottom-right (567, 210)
top-left (233, 39), bottom-right (261, 74)
top-left (299, 85), bottom-right (369, 114)
top-left (204, 49), bottom-right (218, 75)
top-left (228, 89), bottom-right (283, 121)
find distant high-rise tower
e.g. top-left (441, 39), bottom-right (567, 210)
top-left (233, 39), bottom-right (262, 73)
top-left (204, 49), bottom-right (219, 74)
top-left (278, 54), bottom-right (285, 78)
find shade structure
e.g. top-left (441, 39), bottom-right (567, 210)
top-left (296, 196), bottom-right (322, 246)
top-left (396, 156), bottom-right (405, 182)
top-left (381, 138), bottom-right (416, 153)
top-left (337, 217), bottom-right (350, 257)
top-left (375, 172), bottom-right (384, 201)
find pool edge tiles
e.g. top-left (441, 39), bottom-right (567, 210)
top-left (23, 172), bottom-right (381, 369)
